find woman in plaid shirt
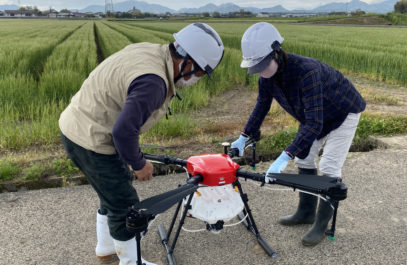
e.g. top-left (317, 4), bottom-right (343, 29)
top-left (231, 22), bottom-right (366, 246)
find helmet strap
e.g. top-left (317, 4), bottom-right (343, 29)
top-left (174, 55), bottom-right (202, 83)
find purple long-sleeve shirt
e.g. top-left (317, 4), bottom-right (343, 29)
top-left (112, 74), bottom-right (167, 170)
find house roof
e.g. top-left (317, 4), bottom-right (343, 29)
top-left (5, 10), bottom-right (37, 14)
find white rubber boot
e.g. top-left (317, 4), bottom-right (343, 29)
top-left (95, 211), bottom-right (117, 262)
top-left (113, 238), bottom-right (157, 265)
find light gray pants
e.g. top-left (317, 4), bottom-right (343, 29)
top-left (294, 113), bottom-right (361, 179)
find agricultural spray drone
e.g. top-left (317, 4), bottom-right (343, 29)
top-left (126, 133), bottom-right (347, 265)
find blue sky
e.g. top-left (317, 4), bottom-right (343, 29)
top-left (0, 0), bottom-right (385, 11)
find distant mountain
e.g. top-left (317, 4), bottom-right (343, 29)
top-left (311, 0), bottom-right (398, 13)
top-left (179, 3), bottom-right (241, 13)
top-left (80, 0), bottom-right (174, 13)
top-left (312, 0), bottom-right (368, 12)
top-left (0, 4), bottom-right (19, 11)
top-left (179, 4), bottom-right (216, 13)
top-left (176, 2), bottom-right (289, 14)
top-left (78, 0), bottom-right (398, 14)
top-left (262, 5), bottom-right (290, 13)
top-left (80, 5), bottom-right (104, 13)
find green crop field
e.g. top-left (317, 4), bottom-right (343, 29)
top-left (0, 19), bottom-right (407, 152)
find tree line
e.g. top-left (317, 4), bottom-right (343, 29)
top-left (395, 0), bottom-right (407, 13)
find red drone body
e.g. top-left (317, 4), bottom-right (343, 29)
top-left (186, 153), bottom-right (240, 186)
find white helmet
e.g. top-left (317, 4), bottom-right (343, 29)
top-left (174, 23), bottom-right (224, 78)
top-left (240, 22), bottom-right (284, 71)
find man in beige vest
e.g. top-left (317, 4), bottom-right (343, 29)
top-left (59, 23), bottom-right (224, 265)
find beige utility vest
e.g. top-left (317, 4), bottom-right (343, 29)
top-left (59, 43), bottom-right (176, 154)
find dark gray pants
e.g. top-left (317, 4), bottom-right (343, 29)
top-left (60, 132), bottom-right (139, 241)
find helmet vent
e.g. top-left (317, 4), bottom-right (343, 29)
top-left (193, 23), bottom-right (222, 47)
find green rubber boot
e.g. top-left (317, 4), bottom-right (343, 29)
top-left (302, 198), bottom-right (334, 246)
top-left (279, 168), bottom-right (318, 226)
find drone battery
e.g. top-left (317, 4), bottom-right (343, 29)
top-left (186, 153), bottom-right (240, 186)
top-left (184, 184), bottom-right (244, 224)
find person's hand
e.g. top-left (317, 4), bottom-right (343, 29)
top-left (265, 151), bottom-right (292, 183)
top-left (133, 160), bottom-right (154, 181)
top-left (231, 135), bottom-right (249, 157)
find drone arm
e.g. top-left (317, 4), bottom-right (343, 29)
top-left (236, 169), bottom-right (346, 240)
top-left (236, 169), bottom-right (264, 182)
top-left (144, 184), bottom-right (198, 216)
top-left (127, 183), bottom-right (198, 234)
top-left (144, 153), bottom-right (187, 167)
top-left (236, 169), bottom-right (347, 201)
top-left (137, 183), bottom-right (197, 210)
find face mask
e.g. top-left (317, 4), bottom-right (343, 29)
top-left (175, 74), bottom-right (201, 88)
top-left (260, 59), bottom-right (278, 79)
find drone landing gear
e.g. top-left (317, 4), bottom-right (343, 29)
top-left (157, 179), bottom-right (277, 265)
top-left (235, 180), bottom-right (277, 258)
top-left (126, 208), bottom-right (151, 265)
top-left (126, 181), bottom-right (200, 265)
top-left (157, 191), bottom-right (194, 265)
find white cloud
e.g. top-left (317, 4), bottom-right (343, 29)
top-left (0, 0), bottom-right (13, 4)
top-left (11, 0), bottom-right (102, 10)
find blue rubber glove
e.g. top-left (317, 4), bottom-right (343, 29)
top-left (265, 151), bottom-right (292, 183)
top-left (231, 135), bottom-right (249, 157)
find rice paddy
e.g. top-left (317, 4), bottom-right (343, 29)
top-left (1, 19), bottom-right (406, 151)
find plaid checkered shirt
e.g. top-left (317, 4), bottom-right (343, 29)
top-left (243, 53), bottom-right (366, 159)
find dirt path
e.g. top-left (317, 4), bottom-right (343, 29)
top-left (192, 85), bottom-right (258, 127)
top-left (200, 74), bottom-right (407, 125)
top-left (350, 75), bottom-right (407, 116)
top-left (182, 74), bottom-right (407, 154)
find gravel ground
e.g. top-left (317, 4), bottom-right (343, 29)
top-left (1, 139), bottom-right (407, 265)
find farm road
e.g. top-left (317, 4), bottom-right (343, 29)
top-left (1, 137), bottom-right (406, 265)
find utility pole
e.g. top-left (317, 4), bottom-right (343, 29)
top-left (105, 0), bottom-right (114, 15)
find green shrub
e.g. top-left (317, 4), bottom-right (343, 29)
top-left (356, 114), bottom-right (407, 138)
top-left (257, 127), bottom-right (297, 158)
top-left (52, 157), bottom-right (79, 176)
top-left (22, 162), bottom-right (45, 181)
top-left (0, 160), bottom-right (22, 181)
top-left (143, 114), bottom-right (199, 139)
top-left (256, 113), bottom-right (407, 157)
top-left (384, 13), bottom-right (407, 25)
